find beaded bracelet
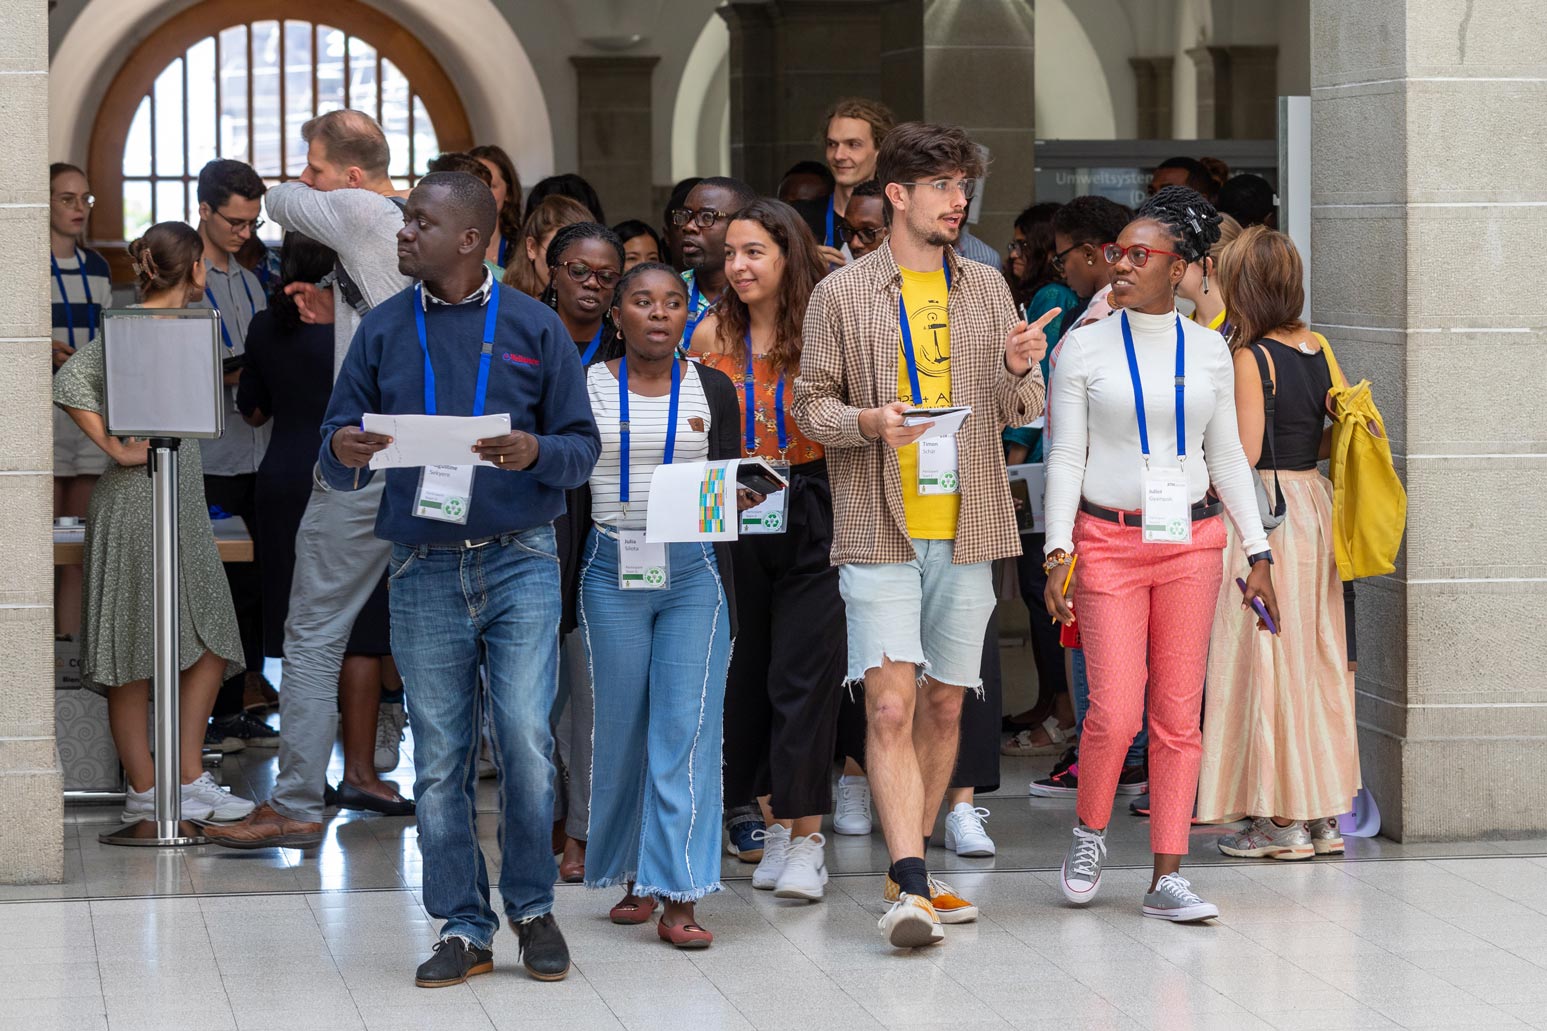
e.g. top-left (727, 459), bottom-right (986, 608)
top-left (1042, 551), bottom-right (1073, 575)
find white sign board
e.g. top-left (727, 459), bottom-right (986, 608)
top-left (102, 308), bottom-right (226, 439)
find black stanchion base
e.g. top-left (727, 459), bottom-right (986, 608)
top-left (99, 819), bottom-right (210, 847)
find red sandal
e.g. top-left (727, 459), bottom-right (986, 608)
top-left (609, 894), bottom-right (658, 925)
top-left (657, 916), bottom-right (713, 949)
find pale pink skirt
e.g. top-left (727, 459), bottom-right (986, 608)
top-left (1196, 469), bottom-right (1361, 823)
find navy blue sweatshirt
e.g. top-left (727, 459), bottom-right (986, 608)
top-left (319, 282), bottom-right (601, 545)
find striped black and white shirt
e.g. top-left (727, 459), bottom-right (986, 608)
top-left (586, 360), bottom-right (713, 529)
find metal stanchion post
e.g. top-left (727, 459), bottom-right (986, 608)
top-left (100, 439), bottom-right (207, 847)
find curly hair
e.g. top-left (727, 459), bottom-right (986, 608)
top-left (709, 199), bottom-right (826, 377)
top-left (608, 261), bottom-right (690, 351)
top-left (1051, 195), bottom-right (1133, 248)
top-left (1134, 185), bottom-right (1223, 264)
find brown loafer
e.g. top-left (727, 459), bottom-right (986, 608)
top-left (559, 838), bottom-right (585, 883)
top-left (610, 894), bottom-right (658, 925)
top-left (657, 916), bottom-right (713, 949)
top-left (203, 802), bottom-right (324, 850)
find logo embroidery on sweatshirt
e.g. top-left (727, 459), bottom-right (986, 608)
top-left (502, 352), bottom-right (539, 367)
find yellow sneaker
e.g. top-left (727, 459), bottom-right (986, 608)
top-left (878, 892), bottom-right (944, 948)
top-left (882, 873), bottom-right (979, 924)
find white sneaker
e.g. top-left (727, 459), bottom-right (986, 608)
top-left (374, 703), bottom-right (406, 772)
top-left (833, 775), bottom-right (872, 835)
top-left (943, 803), bottom-right (996, 857)
top-left (181, 772), bottom-right (256, 822)
top-left (773, 833), bottom-right (828, 901)
top-left (750, 824), bottom-right (791, 890)
top-left (878, 892), bottom-right (944, 948)
top-left (1142, 872), bottom-right (1220, 922)
top-left (122, 785), bottom-right (154, 823)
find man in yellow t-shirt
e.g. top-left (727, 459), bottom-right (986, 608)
top-left (896, 265), bottom-right (961, 538)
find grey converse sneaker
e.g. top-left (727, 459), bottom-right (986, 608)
top-left (1060, 825), bottom-right (1107, 904)
top-left (1142, 873), bottom-right (1219, 922)
top-left (1217, 817), bottom-right (1314, 860)
top-left (1307, 817), bottom-right (1345, 855)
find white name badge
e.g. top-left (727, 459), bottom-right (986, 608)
top-left (414, 464), bottom-right (474, 524)
top-left (1142, 467), bottom-right (1192, 544)
top-left (916, 436), bottom-right (960, 495)
top-left (739, 461), bottom-right (790, 534)
top-left (618, 530), bottom-right (670, 590)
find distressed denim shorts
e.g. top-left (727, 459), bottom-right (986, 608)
top-left (837, 538), bottom-right (996, 691)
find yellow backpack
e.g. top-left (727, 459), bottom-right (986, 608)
top-left (1316, 333), bottom-right (1406, 579)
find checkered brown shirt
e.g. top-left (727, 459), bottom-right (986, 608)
top-left (792, 242), bottom-right (1046, 567)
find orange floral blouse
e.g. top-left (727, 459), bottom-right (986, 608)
top-left (694, 350), bottom-right (824, 464)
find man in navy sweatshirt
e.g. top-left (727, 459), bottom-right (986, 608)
top-left (320, 171), bottom-right (600, 988)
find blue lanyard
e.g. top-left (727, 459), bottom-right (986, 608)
top-left (823, 195), bottom-right (836, 249)
top-left (619, 356), bottom-right (681, 505)
top-left (413, 283), bottom-right (501, 417)
top-left (897, 260), bottom-right (952, 405)
top-left (1119, 310), bottom-right (1186, 467)
top-left (498, 236), bottom-right (511, 268)
top-left (205, 269), bottom-right (257, 350)
top-left (580, 325), bottom-right (605, 365)
top-left (742, 333), bottom-right (789, 456)
top-left (51, 248), bottom-right (95, 349)
top-left (684, 279), bottom-right (704, 347)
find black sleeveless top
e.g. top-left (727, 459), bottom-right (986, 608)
top-left (1252, 337), bottom-right (1333, 472)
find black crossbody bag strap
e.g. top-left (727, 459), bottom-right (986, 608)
top-left (1250, 342), bottom-right (1286, 517)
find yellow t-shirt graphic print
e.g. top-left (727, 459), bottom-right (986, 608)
top-left (896, 264), bottom-right (960, 540)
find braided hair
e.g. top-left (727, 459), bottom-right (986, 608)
top-left (542, 222), bottom-right (627, 363)
top-left (1134, 185), bottom-right (1222, 264)
top-left (608, 261), bottom-right (690, 357)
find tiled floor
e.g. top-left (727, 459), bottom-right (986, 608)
top-left (7, 733), bottom-right (1547, 1031)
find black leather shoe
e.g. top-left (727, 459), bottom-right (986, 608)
top-left (512, 912), bottom-right (570, 981)
top-left (331, 780), bottom-right (415, 816)
top-left (414, 936), bottom-right (493, 988)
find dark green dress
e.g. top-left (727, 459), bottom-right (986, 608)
top-left (52, 330), bottom-right (244, 694)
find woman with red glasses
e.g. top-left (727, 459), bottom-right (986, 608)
top-left (1041, 186), bottom-right (1280, 923)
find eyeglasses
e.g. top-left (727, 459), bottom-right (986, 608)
top-left (898, 177), bottom-right (977, 201)
top-left (671, 207), bottom-right (733, 229)
top-left (1101, 242), bottom-right (1184, 267)
top-left (1050, 243), bottom-right (1082, 273)
top-left (211, 207), bottom-right (265, 234)
top-left (1007, 240), bottom-right (1028, 257)
top-left (555, 260), bottom-right (620, 289)
top-left (51, 192), bottom-right (95, 209)
top-left (836, 223), bottom-right (888, 248)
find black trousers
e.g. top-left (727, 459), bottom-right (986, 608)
top-left (834, 567), bottom-right (1005, 794)
top-left (721, 464), bottom-right (847, 818)
top-left (204, 473), bottom-right (263, 717)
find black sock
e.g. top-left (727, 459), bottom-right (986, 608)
top-left (890, 857), bottom-right (929, 898)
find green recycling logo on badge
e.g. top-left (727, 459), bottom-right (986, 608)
top-left (1167, 518), bottom-right (1186, 538)
top-left (763, 511), bottom-right (783, 532)
top-left (940, 470), bottom-right (958, 492)
top-left (444, 497), bottom-right (466, 519)
top-left (644, 566), bottom-right (665, 587)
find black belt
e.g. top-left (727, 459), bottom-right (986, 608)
top-left (1079, 498), bottom-right (1221, 527)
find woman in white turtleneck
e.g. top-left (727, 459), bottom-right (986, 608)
top-left (1041, 186), bottom-right (1280, 924)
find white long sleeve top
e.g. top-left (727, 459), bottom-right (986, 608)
top-left (1042, 307), bottom-right (1268, 557)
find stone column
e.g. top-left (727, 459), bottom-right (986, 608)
top-left (880, 0), bottom-right (1035, 252)
top-left (571, 55), bottom-right (660, 223)
top-left (721, 0), bottom-right (888, 193)
top-left (1311, 0), bottom-right (1547, 839)
top-left (1189, 44), bottom-right (1279, 138)
top-left (0, 0), bottom-right (64, 884)
top-left (1129, 56), bottom-right (1175, 139)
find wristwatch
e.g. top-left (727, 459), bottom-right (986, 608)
top-left (1247, 550), bottom-right (1274, 567)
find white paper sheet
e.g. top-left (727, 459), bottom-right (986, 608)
top-left (902, 405), bottom-right (971, 440)
top-left (644, 459), bottom-right (743, 542)
top-left (362, 413), bottom-right (512, 470)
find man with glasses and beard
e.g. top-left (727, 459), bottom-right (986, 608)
top-left (672, 176), bottom-right (758, 349)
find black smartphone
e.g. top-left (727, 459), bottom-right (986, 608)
top-left (736, 461), bottom-right (787, 496)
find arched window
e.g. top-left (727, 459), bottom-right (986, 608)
top-left (89, 0), bottom-right (472, 246)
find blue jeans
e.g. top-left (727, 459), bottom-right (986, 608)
top-left (578, 528), bottom-right (730, 902)
top-left (388, 526), bottom-right (561, 949)
top-left (1070, 647), bottom-right (1148, 767)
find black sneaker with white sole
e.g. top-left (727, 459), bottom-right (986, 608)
top-left (209, 711), bottom-right (280, 750)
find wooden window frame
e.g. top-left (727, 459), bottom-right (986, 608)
top-left (87, 0), bottom-right (472, 277)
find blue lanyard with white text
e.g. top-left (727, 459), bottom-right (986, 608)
top-left (823, 195), bottom-right (836, 249)
top-left (51, 248), bottom-right (95, 349)
top-left (619, 356), bottom-right (681, 506)
top-left (580, 325), bottom-right (605, 365)
top-left (205, 271), bottom-right (257, 350)
top-left (1119, 310), bottom-right (1186, 469)
top-left (413, 283), bottom-right (501, 417)
top-left (897, 260), bottom-right (952, 405)
top-left (743, 334), bottom-right (789, 456)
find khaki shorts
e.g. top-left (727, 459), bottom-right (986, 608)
top-left (53, 405), bottom-right (111, 478)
